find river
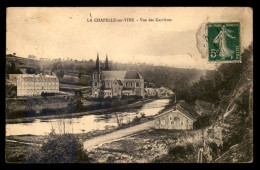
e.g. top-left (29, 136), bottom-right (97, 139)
top-left (6, 99), bottom-right (169, 136)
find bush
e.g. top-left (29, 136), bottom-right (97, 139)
top-left (6, 109), bottom-right (26, 119)
top-left (131, 116), bottom-right (141, 125)
top-left (112, 96), bottom-right (119, 101)
top-left (165, 143), bottom-right (196, 162)
top-left (121, 95), bottom-right (128, 99)
top-left (193, 114), bottom-right (212, 129)
top-left (6, 85), bottom-right (17, 98)
top-left (28, 134), bottom-right (89, 163)
top-left (138, 96), bottom-right (143, 100)
top-left (104, 96), bottom-right (112, 101)
top-left (41, 92), bottom-right (56, 97)
top-left (140, 113), bottom-right (146, 118)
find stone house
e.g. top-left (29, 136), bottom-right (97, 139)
top-left (154, 101), bottom-right (200, 130)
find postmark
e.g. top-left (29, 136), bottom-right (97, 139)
top-left (207, 22), bottom-right (240, 62)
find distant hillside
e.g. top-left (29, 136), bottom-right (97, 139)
top-left (6, 54), bottom-right (206, 91)
top-left (112, 63), bottom-right (206, 89)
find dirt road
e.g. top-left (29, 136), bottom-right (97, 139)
top-left (83, 120), bottom-right (155, 150)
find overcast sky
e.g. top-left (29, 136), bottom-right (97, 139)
top-left (6, 7), bottom-right (253, 70)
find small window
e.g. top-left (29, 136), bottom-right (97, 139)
top-left (171, 121), bottom-right (174, 125)
top-left (136, 81), bottom-right (140, 87)
top-left (181, 122), bottom-right (183, 125)
top-left (169, 116), bottom-right (172, 120)
top-left (161, 120), bottom-right (165, 125)
top-left (174, 117), bottom-right (180, 121)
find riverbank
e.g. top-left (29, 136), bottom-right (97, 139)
top-left (5, 116), bottom-right (155, 163)
top-left (5, 98), bottom-right (170, 162)
top-left (6, 98), bottom-right (156, 124)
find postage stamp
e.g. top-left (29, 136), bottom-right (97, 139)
top-left (207, 22), bottom-right (240, 62)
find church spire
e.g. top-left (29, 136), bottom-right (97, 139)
top-left (105, 54), bottom-right (109, 70)
top-left (96, 53), bottom-right (100, 71)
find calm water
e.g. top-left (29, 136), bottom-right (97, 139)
top-left (6, 99), bottom-right (169, 136)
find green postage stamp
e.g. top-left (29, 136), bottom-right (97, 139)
top-left (208, 22), bottom-right (240, 62)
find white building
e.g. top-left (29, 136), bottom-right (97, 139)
top-left (17, 74), bottom-right (59, 96)
top-left (145, 87), bottom-right (174, 98)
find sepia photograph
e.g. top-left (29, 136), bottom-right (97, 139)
top-left (5, 7), bottom-right (253, 163)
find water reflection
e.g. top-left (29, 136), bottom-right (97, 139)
top-left (6, 99), bottom-right (169, 136)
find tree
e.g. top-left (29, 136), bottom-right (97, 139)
top-left (52, 62), bottom-right (63, 72)
top-left (28, 134), bottom-right (89, 163)
top-left (57, 70), bottom-right (64, 78)
top-left (6, 85), bottom-right (17, 98)
top-left (26, 67), bottom-right (37, 74)
top-left (6, 61), bottom-right (22, 74)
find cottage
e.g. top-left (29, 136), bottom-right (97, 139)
top-left (154, 101), bottom-right (200, 130)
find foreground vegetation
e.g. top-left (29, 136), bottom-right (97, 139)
top-left (153, 45), bottom-right (253, 163)
top-left (6, 132), bottom-right (89, 163)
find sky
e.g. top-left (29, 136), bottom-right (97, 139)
top-left (6, 7), bottom-right (253, 70)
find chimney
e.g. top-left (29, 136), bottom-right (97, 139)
top-left (174, 93), bottom-right (177, 103)
top-left (173, 103), bottom-right (177, 111)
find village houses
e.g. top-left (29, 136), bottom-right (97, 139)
top-left (145, 86), bottom-right (174, 98)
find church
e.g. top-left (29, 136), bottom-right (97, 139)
top-left (91, 54), bottom-right (144, 98)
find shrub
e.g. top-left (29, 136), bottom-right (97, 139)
top-left (193, 114), bottom-right (212, 129)
top-left (6, 85), bottom-right (17, 98)
top-left (104, 96), bottom-right (112, 101)
top-left (166, 143), bottom-right (196, 162)
top-left (29, 134), bottom-right (89, 163)
top-left (131, 116), bottom-right (140, 125)
top-left (137, 96), bottom-right (143, 100)
top-left (140, 113), bottom-right (146, 118)
top-left (121, 95), bottom-right (128, 99)
top-left (112, 96), bottom-right (119, 101)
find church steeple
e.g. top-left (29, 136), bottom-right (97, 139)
top-left (105, 54), bottom-right (109, 70)
top-left (96, 53), bottom-right (100, 72)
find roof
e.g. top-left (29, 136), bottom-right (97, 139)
top-left (155, 101), bottom-right (200, 121)
top-left (19, 74), bottom-right (57, 78)
top-left (124, 71), bottom-right (143, 79)
top-left (102, 71), bottom-right (143, 80)
top-left (117, 80), bottom-right (123, 86)
top-left (102, 71), bottom-right (127, 80)
top-left (122, 87), bottom-right (134, 91)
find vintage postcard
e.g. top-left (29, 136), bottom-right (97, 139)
top-left (5, 7), bottom-right (253, 163)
